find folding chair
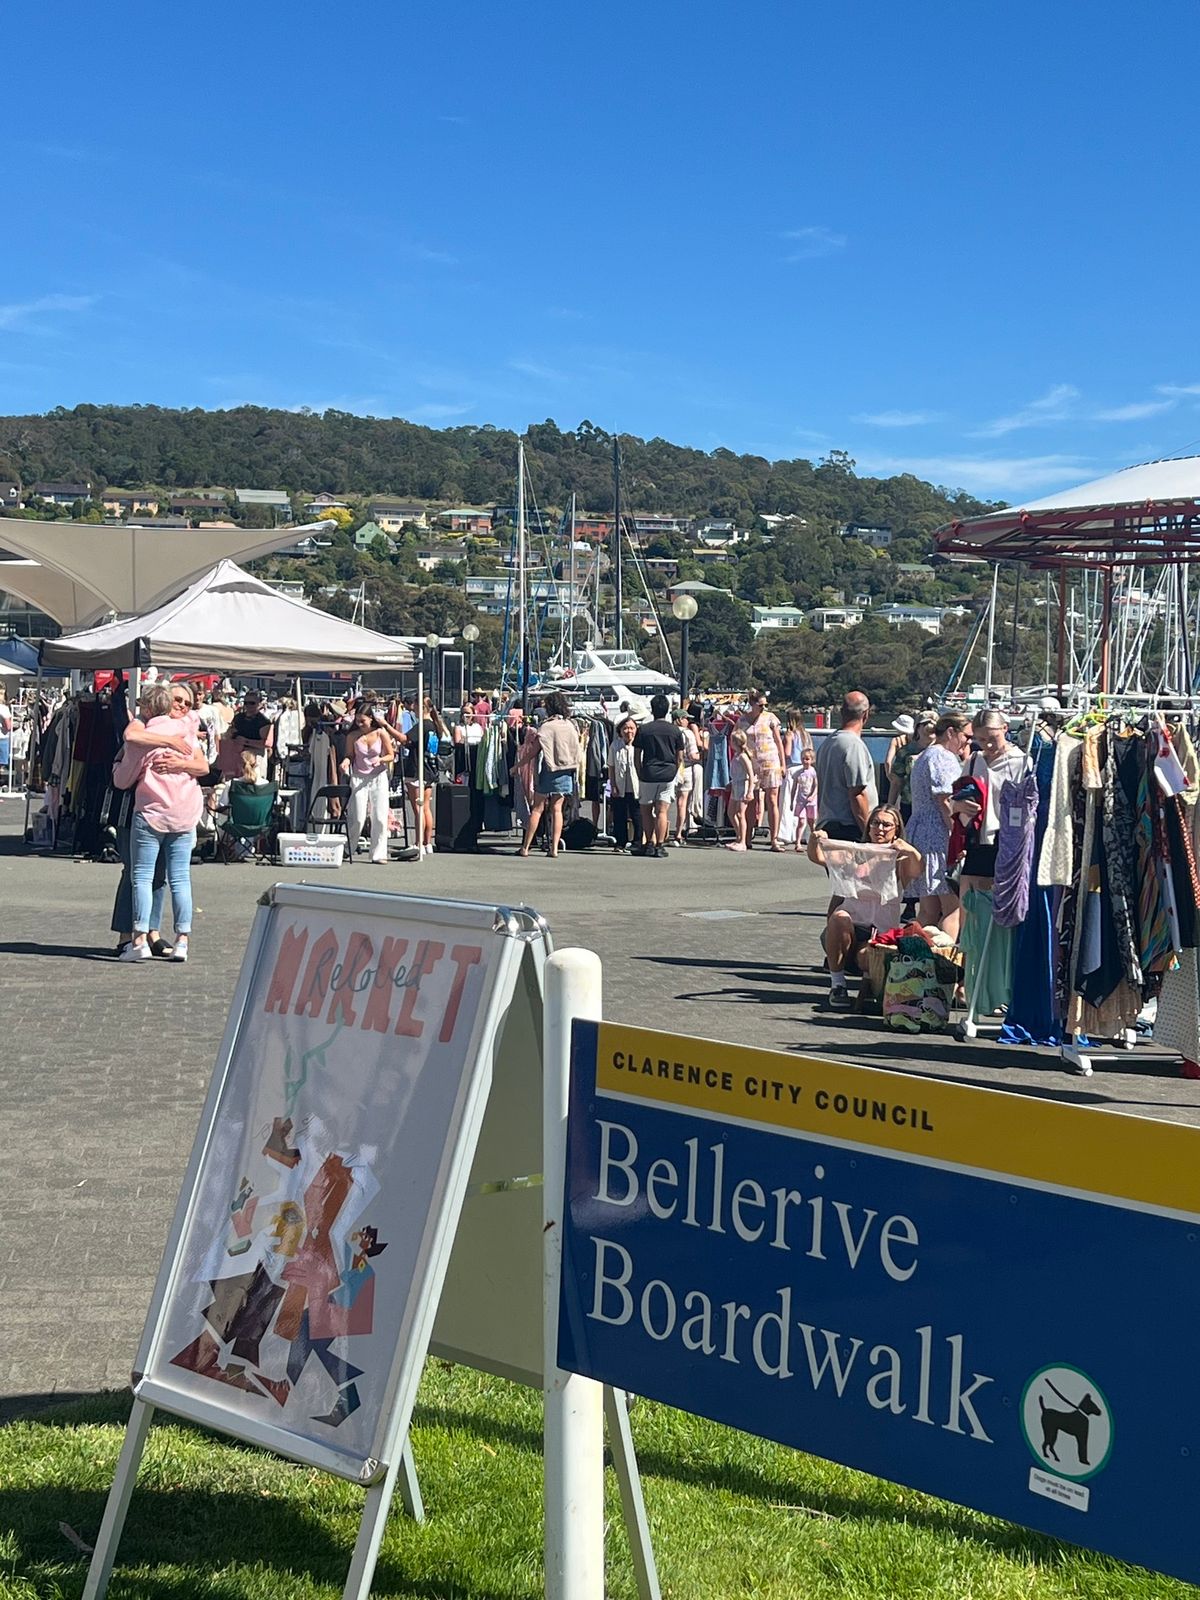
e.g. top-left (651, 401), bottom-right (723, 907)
top-left (305, 783), bottom-right (351, 838)
top-left (219, 782), bottom-right (279, 864)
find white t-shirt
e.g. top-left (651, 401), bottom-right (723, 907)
top-left (971, 747), bottom-right (1025, 844)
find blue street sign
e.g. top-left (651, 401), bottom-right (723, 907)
top-left (558, 1019), bottom-right (1200, 1585)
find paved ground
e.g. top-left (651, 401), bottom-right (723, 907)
top-left (2, 800), bottom-right (1197, 1421)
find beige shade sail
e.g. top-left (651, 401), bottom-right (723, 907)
top-left (0, 558), bottom-right (110, 628)
top-left (0, 516), bottom-right (333, 618)
top-left (40, 559), bottom-right (415, 674)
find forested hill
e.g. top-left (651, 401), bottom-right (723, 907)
top-left (0, 404), bottom-right (995, 528)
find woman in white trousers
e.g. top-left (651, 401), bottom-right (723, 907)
top-left (340, 705), bottom-right (396, 864)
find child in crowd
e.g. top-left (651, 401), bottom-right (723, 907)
top-left (792, 746), bottom-right (819, 849)
top-left (723, 729), bottom-right (756, 852)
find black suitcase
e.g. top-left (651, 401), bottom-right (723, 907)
top-left (435, 782), bottom-right (477, 852)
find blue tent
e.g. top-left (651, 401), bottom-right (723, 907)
top-left (0, 637), bottom-right (66, 675)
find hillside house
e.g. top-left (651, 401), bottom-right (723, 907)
top-left (236, 487), bottom-right (292, 517)
top-left (415, 543), bottom-right (467, 570)
top-left (31, 481), bottom-right (93, 505)
top-left (102, 490), bottom-right (161, 517)
top-left (168, 493), bottom-right (228, 519)
top-left (877, 603), bottom-right (944, 635)
top-left (751, 604), bottom-right (806, 632)
top-left (439, 507), bottom-right (494, 534)
top-left (0, 483), bottom-right (22, 510)
top-left (809, 606), bottom-right (864, 632)
top-left (369, 500), bottom-right (428, 532)
top-left (353, 520), bottom-right (396, 552)
top-left (693, 520), bottom-right (745, 547)
top-left (841, 523), bottom-right (893, 548)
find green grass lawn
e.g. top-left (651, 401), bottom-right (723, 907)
top-left (0, 1362), bottom-right (1193, 1600)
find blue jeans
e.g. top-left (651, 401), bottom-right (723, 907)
top-left (112, 825), bottom-right (165, 935)
top-left (131, 812), bottom-right (195, 936)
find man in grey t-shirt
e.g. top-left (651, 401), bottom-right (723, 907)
top-left (815, 691), bottom-right (878, 842)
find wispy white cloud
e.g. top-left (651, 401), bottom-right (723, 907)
top-left (971, 384), bottom-right (1079, 438)
top-left (1157, 382), bottom-right (1200, 398)
top-left (781, 226), bottom-right (847, 262)
top-left (510, 357), bottom-right (569, 384)
top-left (1092, 399), bottom-right (1173, 422)
top-left (856, 452), bottom-right (1091, 498)
top-left (854, 409), bottom-right (941, 428)
top-left (973, 384), bottom-right (1182, 436)
top-left (406, 243), bottom-right (459, 266)
top-left (0, 293), bottom-right (98, 333)
top-left (401, 401), bottom-right (474, 422)
top-left (547, 306), bottom-right (585, 321)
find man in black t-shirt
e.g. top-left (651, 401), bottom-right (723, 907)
top-left (633, 695), bottom-right (685, 858)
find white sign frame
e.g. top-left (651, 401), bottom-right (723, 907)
top-left (84, 883), bottom-right (549, 1598)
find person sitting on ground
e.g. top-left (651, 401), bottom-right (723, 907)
top-left (808, 803), bottom-right (924, 1010)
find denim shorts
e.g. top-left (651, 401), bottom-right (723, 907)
top-left (537, 767), bottom-right (575, 797)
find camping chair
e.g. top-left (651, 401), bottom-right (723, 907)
top-left (219, 781), bottom-right (279, 864)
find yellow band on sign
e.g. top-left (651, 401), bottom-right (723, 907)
top-left (594, 1021), bottom-right (1200, 1218)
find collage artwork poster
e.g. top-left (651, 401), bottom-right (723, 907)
top-left (145, 900), bottom-right (494, 1467)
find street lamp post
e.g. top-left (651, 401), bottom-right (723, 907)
top-left (461, 621), bottom-right (480, 700)
top-left (671, 593), bottom-right (698, 705)
top-left (424, 631), bottom-right (441, 710)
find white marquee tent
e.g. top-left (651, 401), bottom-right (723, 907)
top-left (39, 559), bottom-right (414, 675)
top-left (0, 516), bottom-right (332, 624)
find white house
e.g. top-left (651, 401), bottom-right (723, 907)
top-left (236, 487), bottom-right (292, 517)
top-left (877, 603), bottom-right (944, 635)
top-left (751, 604), bottom-right (806, 632)
top-left (841, 523), bottom-right (893, 548)
top-left (809, 606), bottom-right (864, 632)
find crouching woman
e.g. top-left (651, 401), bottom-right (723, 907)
top-left (808, 804), bottom-right (923, 1010)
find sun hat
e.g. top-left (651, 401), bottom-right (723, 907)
top-left (892, 714), bottom-right (915, 734)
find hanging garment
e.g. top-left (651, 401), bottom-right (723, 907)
top-left (1128, 736), bottom-right (1174, 980)
top-left (704, 723), bottom-right (731, 792)
top-left (1155, 722), bottom-right (1200, 1064)
top-left (960, 887), bottom-right (1013, 1015)
top-left (993, 771), bottom-right (1038, 927)
top-left (1001, 730), bottom-right (1067, 1046)
top-left (1037, 734), bottom-right (1080, 886)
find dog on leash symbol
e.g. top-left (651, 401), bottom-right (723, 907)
top-left (1038, 1378), bottom-right (1103, 1467)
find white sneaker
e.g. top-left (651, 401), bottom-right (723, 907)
top-left (172, 940), bottom-right (190, 963)
top-left (120, 942), bottom-right (151, 962)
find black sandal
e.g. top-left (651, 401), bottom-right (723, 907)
top-left (149, 937), bottom-right (175, 959)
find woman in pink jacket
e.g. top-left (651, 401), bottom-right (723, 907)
top-left (114, 682), bottom-right (204, 963)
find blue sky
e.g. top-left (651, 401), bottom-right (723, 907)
top-left (5, 0), bottom-right (1200, 502)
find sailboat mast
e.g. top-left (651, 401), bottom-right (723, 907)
top-left (518, 439), bottom-right (528, 708)
top-left (612, 434), bottom-right (623, 650)
top-left (567, 491), bottom-right (576, 663)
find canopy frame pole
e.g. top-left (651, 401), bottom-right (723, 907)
top-left (1099, 565), bottom-right (1114, 695)
top-left (1055, 566), bottom-right (1067, 701)
top-left (983, 562), bottom-right (999, 700)
top-left (416, 666), bottom-right (425, 861)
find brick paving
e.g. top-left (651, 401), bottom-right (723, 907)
top-left (2, 801), bottom-right (1198, 1420)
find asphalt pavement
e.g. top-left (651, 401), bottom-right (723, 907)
top-left (2, 802), bottom-right (1196, 1420)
